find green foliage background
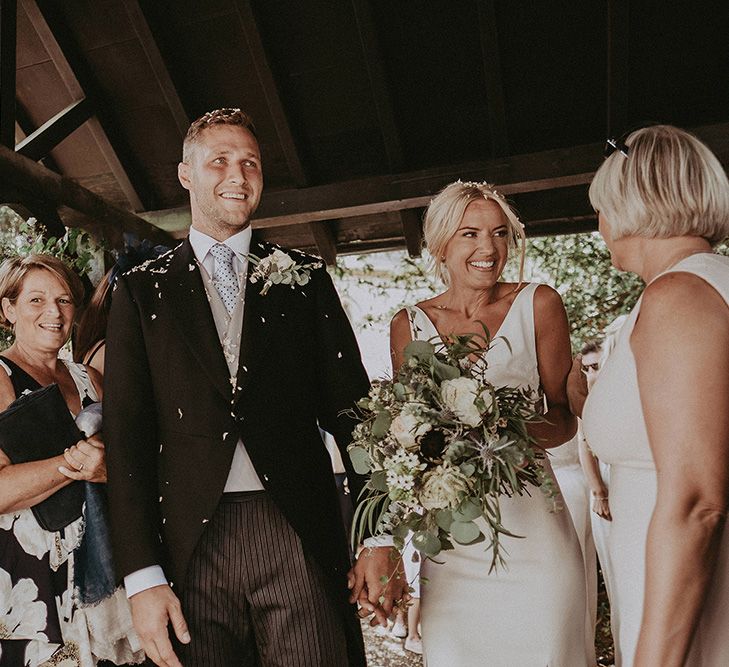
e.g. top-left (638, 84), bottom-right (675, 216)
top-left (334, 232), bottom-right (729, 351)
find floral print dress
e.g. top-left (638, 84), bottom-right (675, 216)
top-left (0, 357), bottom-right (142, 667)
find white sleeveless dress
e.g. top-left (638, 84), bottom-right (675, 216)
top-left (583, 253), bottom-right (729, 667)
top-left (409, 283), bottom-right (592, 667)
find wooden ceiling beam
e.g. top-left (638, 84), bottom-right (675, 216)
top-left (15, 97), bottom-right (92, 161)
top-left (23, 0), bottom-right (146, 211)
top-left (0, 143), bottom-right (172, 245)
top-left (351, 0), bottom-right (404, 171)
top-left (122, 0), bottom-right (189, 138)
top-left (232, 0), bottom-right (308, 187)
top-left (526, 215), bottom-right (597, 237)
top-left (309, 220), bottom-right (338, 266)
top-left (139, 121), bottom-right (729, 233)
top-left (0, 0), bottom-right (17, 147)
top-left (606, 0), bottom-right (630, 136)
top-left (399, 208), bottom-right (423, 257)
top-left (477, 0), bottom-right (509, 156)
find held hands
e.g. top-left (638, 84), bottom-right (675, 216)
top-left (58, 434), bottom-right (107, 482)
top-left (347, 546), bottom-right (409, 627)
top-left (130, 584), bottom-right (190, 667)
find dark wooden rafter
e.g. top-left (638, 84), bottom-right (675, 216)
top-left (0, 0), bottom-right (17, 147)
top-left (350, 0), bottom-right (404, 171)
top-left (230, 1), bottom-right (339, 260)
top-left (15, 97), bottom-right (92, 160)
top-left (399, 208), bottom-right (423, 258)
top-left (309, 220), bottom-right (338, 266)
top-left (232, 0), bottom-right (308, 187)
top-left (0, 143), bottom-right (172, 244)
top-left (121, 0), bottom-right (188, 137)
top-left (606, 0), bottom-right (630, 136)
top-left (477, 0), bottom-right (509, 156)
top-left (14, 97), bottom-right (59, 168)
top-left (23, 0), bottom-right (147, 211)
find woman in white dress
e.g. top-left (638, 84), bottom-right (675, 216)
top-left (390, 181), bottom-right (592, 666)
top-left (571, 125), bottom-right (729, 666)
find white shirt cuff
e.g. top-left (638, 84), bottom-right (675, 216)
top-left (363, 535), bottom-right (395, 548)
top-left (124, 565), bottom-right (168, 598)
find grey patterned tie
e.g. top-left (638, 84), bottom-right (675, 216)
top-left (210, 243), bottom-right (239, 314)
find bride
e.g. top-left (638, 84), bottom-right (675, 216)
top-left (389, 181), bottom-right (592, 666)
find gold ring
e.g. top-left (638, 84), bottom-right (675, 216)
top-left (78, 463), bottom-right (84, 471)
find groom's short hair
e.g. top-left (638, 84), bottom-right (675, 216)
top-left (182, 108), bottom-right (257, 162)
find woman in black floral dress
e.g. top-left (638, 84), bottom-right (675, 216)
top-left (0, 255), bottom-right (141, 667)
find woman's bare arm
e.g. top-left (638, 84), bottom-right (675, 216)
top-left (531, 285), bottom-right (578, 448)
top-left (632, 272), bottom-right (729, 666)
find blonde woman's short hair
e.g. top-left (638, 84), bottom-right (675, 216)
top-left (0, 254), bottom-right (84, 328)
top-left (423, 180), bottom-right (526, 285)
top-left (589, 124), bottom-right (729, 245)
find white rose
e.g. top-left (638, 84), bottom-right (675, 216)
top-left (272, 249), bottom-right (295, 271)
top-left (389, 411), bottom-right (431, 449)
top-left (441, 377), bottom-right (481, 427)
top-left (419, 466), bottom-right (471, 510)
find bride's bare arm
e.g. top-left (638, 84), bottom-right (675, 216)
top-left (632, 273), bottom-right (729, 667)
top-left (531, 285), bottom-right (577, 448)
top-left (390, 308), bottom-right (412, 373)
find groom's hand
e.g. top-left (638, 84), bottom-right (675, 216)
top-left (130, 584), bottom-right (190, 667)
top-left (347, 546), bottom-right (408, 627)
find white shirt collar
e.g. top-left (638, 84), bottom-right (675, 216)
top-left (188, 226), bottom-right (252, 267)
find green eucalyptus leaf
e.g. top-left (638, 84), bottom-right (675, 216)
top-left (435, 509), bottom-right (453, 531)
top-left (459, 462), bottom-right (476, 477)
top-left (404, 340), bottom-right (435, 360)
top-left (371, 411), bottom-right (392, 438)
top-left (433, 359), bottom-right (460, 381)
top-left (453, 497), bottom-right (482, 522)
top-left (393, 382), bottom-right (407, 400)
top-left (412, 530), bottom-right (442, 557)
top-left (393, 522), bottom-right (410, 540)
top-left (348, 446), bottom-right (371, 474)
top-left (370, 470), bottom-right (388, 492)
top-left (451, 520), bottom-right (482, 545)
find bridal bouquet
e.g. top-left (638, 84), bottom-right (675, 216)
top-left (349, 332), bottom-right (557, 571)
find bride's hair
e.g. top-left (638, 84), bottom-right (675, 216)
top-left (423, 180), bottom-right (526, 286)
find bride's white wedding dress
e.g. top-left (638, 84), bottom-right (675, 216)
top-left (583, 253), bottom-right (729, 666)
top-left (408, 283), bottom-right (592, 667)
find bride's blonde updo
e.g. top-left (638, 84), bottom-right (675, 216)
top-left (423, 180), bottom-right (526, 286)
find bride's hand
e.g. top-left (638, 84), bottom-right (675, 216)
top-left (347, 546), bottom-right (409, 627)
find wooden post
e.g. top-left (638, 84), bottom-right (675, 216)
top-left (0, 0), bottom-right (16, 148)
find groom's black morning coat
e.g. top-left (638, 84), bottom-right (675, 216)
top-left (104, 238), bottom-right (369, 657)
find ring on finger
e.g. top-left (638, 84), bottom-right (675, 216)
top-left (78, 463), bottom-right (84, 471)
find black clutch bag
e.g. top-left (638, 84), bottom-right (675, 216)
top-left (0, 383), bottom-right (84, 531)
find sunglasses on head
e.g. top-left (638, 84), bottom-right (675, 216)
top-left (603, 137), bottom-right (629, 158)
top-left (582, 362), bottom-right (600, 372)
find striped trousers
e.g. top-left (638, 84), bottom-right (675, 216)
top-left (173, 491), bottom-right (350, 666)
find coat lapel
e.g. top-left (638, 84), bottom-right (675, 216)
top-left (164, 239), bottom-right (232, 403)
top-left (235, 240), bottom-right (276, 403)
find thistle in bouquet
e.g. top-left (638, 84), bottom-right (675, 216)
top-left (348, 329), bottom-right (558, 572)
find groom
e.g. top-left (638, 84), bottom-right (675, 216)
top-left (104, 108), bottom-right (404, 666)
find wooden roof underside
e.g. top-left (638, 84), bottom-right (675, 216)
top-left (2, 0), bottom-right (729, 261)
